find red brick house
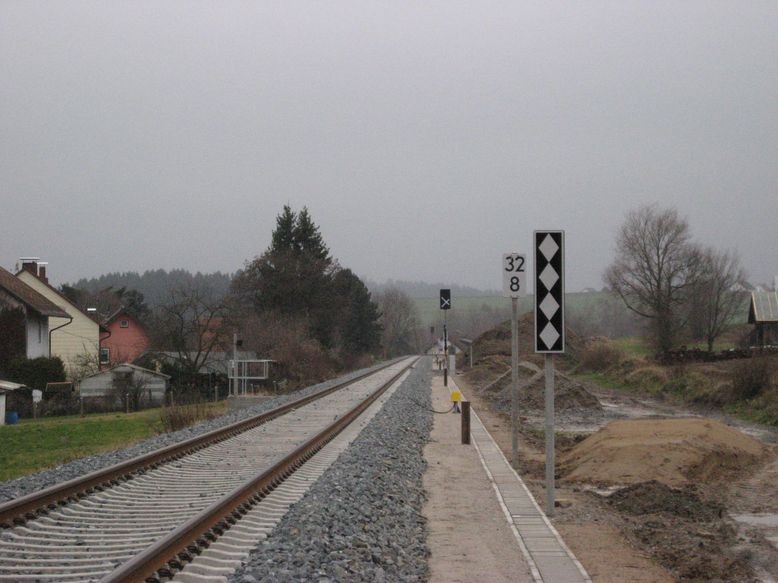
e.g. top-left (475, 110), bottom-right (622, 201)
top-left (100, 308), bottom-right (150, 367)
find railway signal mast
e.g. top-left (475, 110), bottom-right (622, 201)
top-left (534, 230), bottom-right (565, 516)
top-left (440, 288), bottom-right (451, 386)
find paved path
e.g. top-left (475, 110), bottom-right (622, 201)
top-left (423, 374), bottom-right (533, 582)
top-left (449, 376), bottom-right (591, 582)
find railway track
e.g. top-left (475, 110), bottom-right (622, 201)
top-left (0, 357), bottom-right (417, 582)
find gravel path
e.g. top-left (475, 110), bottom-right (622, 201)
top-left (0, 359), bottom-right (402, 503)
top-left (230, 358), bottom-right (433, 583)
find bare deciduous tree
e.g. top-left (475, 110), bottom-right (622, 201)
top-left (376, 287), bottom-right (422, 357)
top-left (605, 205), bottom-right (703, 353)
top-left (150, 284), bottom-right (230, 383)
top-left (692, 248), bottom-right (747, 352)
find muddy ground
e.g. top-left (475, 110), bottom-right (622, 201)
top-left (456, 357), bottom-right (778, 582)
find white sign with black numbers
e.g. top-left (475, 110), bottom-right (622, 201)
top-left (502, 253), bottom-right (527, 298)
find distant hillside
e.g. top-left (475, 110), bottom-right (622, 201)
top-left (68, 269), bottom-right (233, 306)
top-left (365, 278), bottom-right (499, 299)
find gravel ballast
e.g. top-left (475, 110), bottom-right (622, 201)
top-left (0, 359), bottom-right (403, 503)
top-left (230, 358), bottom-right (433, 583)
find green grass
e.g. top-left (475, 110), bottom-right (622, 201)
top-left (611, 336), bottom-right (653, 357)
top-left (0, 403), bottom-right (225, 482)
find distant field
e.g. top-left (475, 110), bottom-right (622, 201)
top-left (413, 292), bottom-right (609, 328)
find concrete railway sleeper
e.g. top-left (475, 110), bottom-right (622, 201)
top-left (0, 358), bottom-right (416, 582)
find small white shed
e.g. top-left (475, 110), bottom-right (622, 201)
top-left (0, 380), bottom-right (27, 425)
top-left (78, 364), bottom-right (169, 404)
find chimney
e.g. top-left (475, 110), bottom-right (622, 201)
top-left (38, 262), bottom-right (49, 284)
top-left (19, 257), bottom-right (40, 276)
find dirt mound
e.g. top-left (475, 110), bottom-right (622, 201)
top-left (606, 480), bottom-right (723, 520)
top-left (472, 312), bottom-right (581, 364)
top-left (560, 418), bottom-right (770, 486)
top-left (600, 481), bottom-right (753, 581)
top-left (494, 371), bottom-right (602, 412)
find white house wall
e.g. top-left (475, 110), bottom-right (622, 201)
top-left (25, 314), bottom-right (49, 359)
top-left (17, 272), bottom-right (100, 378)
top-left (79, 370), bottom-right (167, 402)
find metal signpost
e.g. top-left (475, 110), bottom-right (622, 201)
top-left (503, 253), bottom-right (526, 469)
top-left (440, 289), bottom-right (451, 386)
top-left (534, 231), bottom-right (565, 516)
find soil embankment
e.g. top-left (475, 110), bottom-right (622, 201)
top-left (458, 322), bottom-right (778, 581)
top-left (560, 417), bottom-right (769, 486)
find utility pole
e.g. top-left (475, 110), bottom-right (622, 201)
top-left (232, 331), bottom-right (238, 397)
top-left (443, 314), bottom-right (448, 387)
top-left (511, 296), bottom-right (519, 468)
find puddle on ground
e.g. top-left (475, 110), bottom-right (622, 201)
top-left (731, 513), bottom-right (778, 582)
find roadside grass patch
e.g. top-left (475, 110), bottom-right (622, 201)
top-left (0, 403), bottom-right (227, 481)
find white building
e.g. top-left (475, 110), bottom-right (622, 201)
top-left (79, 364), bottom-right (169, 404)
top-left (0, 265), bottom-right (69, 360)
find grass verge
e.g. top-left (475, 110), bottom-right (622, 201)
top-left (0, 402), bottom-right (226, 482)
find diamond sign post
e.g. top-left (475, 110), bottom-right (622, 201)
top-left (503, 253), bottom-right (526, 468)
top-left (534, 230), bottom-right (565, 516)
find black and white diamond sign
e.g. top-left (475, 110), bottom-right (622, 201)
top-left (534, 231), bottom-right (565, 353)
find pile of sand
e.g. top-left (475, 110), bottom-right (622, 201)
top-left (560, 418), bottom-right (770, 486)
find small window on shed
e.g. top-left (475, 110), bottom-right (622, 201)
top-left (99, 348), bottom-right (110, 364)
top-left (120, 319), bottom-right (129, 328)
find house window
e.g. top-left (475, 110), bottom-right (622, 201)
top-left (120, 319), bottom-right (129, 328)
top-left (99, 348), bottom-right (110, 364)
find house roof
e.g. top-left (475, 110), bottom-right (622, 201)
top-left (749, 291), bottom-right (778, 323)
top-left (103, 306), bottom-right (146, 329)
top-left (15, 269), bottom-right (108, 332)
top-left (0, 266), bottom-right (69, 318)
top-left (81, 363), bottom-right (171, 381)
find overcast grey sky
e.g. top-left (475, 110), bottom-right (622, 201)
top-left (2, 1), bottom-right (776, 292)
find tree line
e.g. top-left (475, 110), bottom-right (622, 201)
top-left (61, 206), bottom-right (424, 390)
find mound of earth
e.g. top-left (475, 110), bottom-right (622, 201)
top-left (494, 371), bottom-right (602, 412)
top-left (560, 418), bottom-right (770, 486)
top-left (606, 480), bottom-right (723, 520)
top-left (602, 481), bottom-right (752, 581)
top-left (471, 312), bottom-right (581, 364)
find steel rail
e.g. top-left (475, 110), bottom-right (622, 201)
top-left (0, 359), bottom-right (403, 528)
top-left (103, 358), bottom-right (417, 583)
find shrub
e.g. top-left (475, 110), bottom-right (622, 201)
top-left (5, 357), bottom-right (66, 390)
top-left (160, 395), bottom-right (221, 432)
top-left (578, 340), bottom-right (624, 373)
top-left (626, 366), bottom-right (670, 392)
top-left (729, 357), bottom-right (773, 401)
top-left (662, 371), bottom-right (715, 402)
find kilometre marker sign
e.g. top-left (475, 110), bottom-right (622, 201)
top-left (502, 253), bottom-right (527, 298)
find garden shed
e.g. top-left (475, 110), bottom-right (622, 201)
top-left (748, 291), bottom-right (778, 347)
top-left (78, 364), bottom-right (169, 405)
top-left (0, 379), bottom-right (27, 425)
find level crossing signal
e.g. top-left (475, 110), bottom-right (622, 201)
top-left (439, 288), bottom-right (451, 310)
